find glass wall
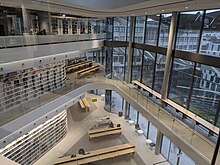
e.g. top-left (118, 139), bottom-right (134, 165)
top-left (134, 16), bottom-right (145, 43)
top-left (161, 135), bottom-right (170, 159)
top-left (139, 113), bottom-right (149, 136)
top-left (111, 91), bottom-right (123, 114)
top-left (132, 48), bottom-right (143, 81)
top-left (113, 17), bottom-right (128, 41)
top-left (189, 63), bottom-right (220, 125)
top-left (168, 59), bottom-right (195, 107)
top-left (129, 105), bottom-right (137, 124)
top-left (176, 11), bottom-right (204, 52)
top-left (159, 13), bottom-right (171, 47)
top-left (145, 15), bottom-right (160, 46)
top-left (200, 9), bottom-right (220, 57)
top-left (154, 54), bottom-right (166, 93)
top-left (112, 47), bottom-right (127, 80)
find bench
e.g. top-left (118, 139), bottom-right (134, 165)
top-left (78, 97), bottom-right (91, 111)
top-left (66, 61), bottom-right (92, 73)
top-left (88, 126), bottom-right (122, 140)
top-left (76, 65), bottom-right (99, 77)
top-left (54, 143), bottom-right (135, 165)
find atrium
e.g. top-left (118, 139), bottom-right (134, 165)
top-left (0, 0), bottom-right (220, 165)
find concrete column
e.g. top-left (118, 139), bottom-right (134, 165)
top-left (96, 50), bottom-right (100, 63)
top-left (161, 12), bottom-right (177, 100)
top-left (155, 130), bottom-right (163, 155)
top-left (38, 12), bottom-right (51, 34)
top-left (126, 16), bottom-right (134, 83)
top-left (124, 100), bottom-right (129, 119)
top-left (21, 6), bottom-right (31, 34)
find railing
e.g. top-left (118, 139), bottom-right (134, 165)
top-left (0, 33), bottom-right (107, 48)
top-left (0, 69), bottom-right (218, 164)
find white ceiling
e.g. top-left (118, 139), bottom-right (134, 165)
top-left (63, 0), bottom-right (148, 9)
top-left (0, 0), bottom-right (220, 17)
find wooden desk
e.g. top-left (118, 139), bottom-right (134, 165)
top-left (117, 148), bottom-right (135, 156)
top-left (54, 143), bottom-right (135, 165)
top-left (77, 156), bottom-right (99, 165)
top-left (98, 152), bottom-right (119, 160)
top-left (66, 61), bottom-right (92, 73)
top-left (88, 127), bottom-right (122, 140)
top-left (76, 65), bottom-right (99, 76)
top-left (79, 100), bottom-right (85, 109)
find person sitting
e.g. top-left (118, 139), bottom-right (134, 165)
top-left (71, 154), bottom-right (76, 158)
top-left (109, 122), bottom-right (114, 128)
top-left (78, 148), bottom-right (85, 155)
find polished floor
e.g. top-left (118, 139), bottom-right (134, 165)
top-left (34, 93), bottom-right (169, 165)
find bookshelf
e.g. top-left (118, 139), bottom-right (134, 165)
top-left (88, 21), bottom-right (92, 34)
top-left (72, 20), bottom-right (78, 34)
top-left (0, 110), bottom-right (67, 165)
top-left (62, 19), bottom-right (69, 34)
top-left (80, 22), bottom-right (85, 34)
top-left (0, 61), bottom-right (66, 112)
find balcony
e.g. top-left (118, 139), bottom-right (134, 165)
top-left (0, 66), bottom-right (218, 165)
top-left (0, 33), bottom-right (107, 49)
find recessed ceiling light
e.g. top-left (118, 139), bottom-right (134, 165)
top-left (162, 10), bottom-right (164, 12)
top-left (145, 11), bottom-right (147, 14)
top-left (62, 14), bottom-right (66, 17)
top-left (185, 6), bottom-right (188, 9)
top-left (132, 14), bottom-right (134, 16)
top-left (0, 4), bottom-right (3, 6)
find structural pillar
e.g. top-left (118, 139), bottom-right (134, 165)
top-left (161, 12), bottom-right (177, 100)
top-left (126, 16), bottom-right (134, 83)
top-left (155, 130), bottom-right (163, 155)
top-left (124, 100), bottom-right (129, 119)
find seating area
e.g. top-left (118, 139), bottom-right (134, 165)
top-left (88, 125), bottom-right (122, 140)
top-left (54, 143), bottom-right (135, 165)
top-left (76, 65), bottom-right (99, 77)
top-left (78, 97), bottom-right (91, 111)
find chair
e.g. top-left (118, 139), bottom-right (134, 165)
top-left (109, 122), bottom-right (114, 128)
top-left (78, 148), bottom-right (85, 155)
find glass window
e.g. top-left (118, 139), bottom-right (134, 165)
top-left (154, 54), bottom-right (166, 93)
top-left (129, 105), bottom-right (137, 124)
top-left (189, 63), bottom-right (220, 125)
top-left (111, 91), bottom-right (123, 114)
top-left (107, 17), bottom-right (114, 40)
top-left (142, 51), bottom-right (155, 87)
top-left (132, 48), bottom-right (143, 81)
top-left (159, 13), bottom-right (171, 47)
top-left (139, 113), bottom-right (149, 136)
top-left (176, 11), bottom-right (204, 52)
top-left (113, 17), bottom-right (128, 41)
top-left (145, 15), bottom-right (160, 46)
top-left (168, 59), bottom-right (195, 107)
top-left (168, 142), bottom-right (179, 165)
top-left (161, 135), bottom-right (171, 159)
top-left (179, 152), bottom-right (196, 165)
top-left (134, 16), bottom-right (145, 43)
top-left (112, 47), bottom-right (127, 80)
top-left (200, 9), bottom-right (220, 57)
top-left (148, 123), bottom-right (157, 143)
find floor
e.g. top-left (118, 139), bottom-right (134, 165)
top-left (34, 93), bottom-right (170, 165)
